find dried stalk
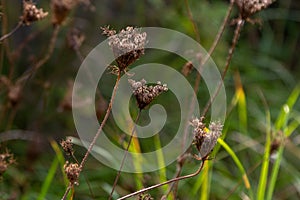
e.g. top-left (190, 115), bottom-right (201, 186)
top-left (109, 110), bottom-right (142, 200)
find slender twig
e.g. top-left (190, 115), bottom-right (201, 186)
top-left (109, 110), bottom-right (142, 200)
top-left (182, 0), bottom-right (234, 154)
top-left (61, 185), bottom-right (72, 200)
top-left (168, 1), bottom-right (235, 198)
top-left (74, 46), bottom-right (84, 63)
top-left (118, 159), bottom-right (206, 200)
top-left (11, 25), bottom-right (48, 60)
top-left (79, 72), bottom-right (121, 170)
top-left (184, 0), bottom-right (200, 43)
top-left (202, 18), bottom-right (245, 118)
top-left (61, 71), bottom-right (122, 200)
top-left (0, 0), bottom-right (16, 77)
top-left (0, 22), bottom-right (22, 42)
top-left (17, 25), bottom-right (60, 84)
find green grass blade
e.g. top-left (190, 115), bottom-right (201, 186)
top-left (153, 134), bottom-right (168, 194)
top-left (50, 139), bottom-right (68, 185)
top-left (199, 161), bottom-right (211, 200)
top-left (192, 170), bottom-right (205, 195)
top-left (217, 138), bottom-right (252, 198)
top-left (266, 145), bottom-right (284, 200)
top-left (266, 84), bottom-right (300, 200)
top-left (37, 140), bottom-right (65, 200)
top-left (37, 157), bottom-right (59, 200)
top-left (257, 109), bottom-right (271, 200)
top-left (275, 84), bottom-right (300, 130)
top-left (129, 136), bottom-right (144, 190)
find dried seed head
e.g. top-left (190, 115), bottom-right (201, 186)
top-left (0, 150), bottom-right (15, 176)
top-left (64, 161), bottom-right (81, 185)
top-left (235, 0), bottom-right (275, 19)
top-left (60, 138), bottom-right (74, 156)
top-left (128, 79), bottom-right (168, 109)
top-left (67, 28), bottom-right (85, 50)
top-left (20, 1), bottom-right (48, 25)
top-left (51, 0), bottom-right (76, 25)
top-left (181, 61), bottom-right (193, 77)
top-left (138, 193), bottom-right (154, 200)
top-left (8, 84), bottom-right (22, 106)
top-left (103, 26), bottom-right (147, 71)
top-left (191, 117), bottom-right (223, 159)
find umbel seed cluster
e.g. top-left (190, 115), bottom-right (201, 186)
top-left (103, 26), bottom-right (147, 71)
top-left (21, 0), bottom-right (48, 25)
top-left (129, 79), bottom-right (168, 109)
top-left (234, 0), bottom-right (275, 19)
top-left (191, 117), bottom-right (223, 159)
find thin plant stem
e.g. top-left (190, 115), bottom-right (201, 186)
top-left (11, 25), bottom-right (48, 61)
top-left (17, 25), bottom-right (60, 84)
top-left (109, 110), bottom-right (142, 200)
top-left (74, 47), bottom-right (84, 63)
top-left (168, 1), bottom-right (235, 198)
top-left (4, 25), bottom-right (60, 129)
top-left (0, 0), bottom-right (16, 77)
top-left (0, 22), bottom-right (22, 42)
top-left (182, 0), bottom-right (234, 154)
top-left (184, 0), bottom-right (200, 43)
top-left (61, 71), bottom-right (122, 199)
top-left (61, 185), bottom-right (72, 200)
top-left (118, 159), bottom-right (206, 200)
top-left (79, 72), bottom-right (121, 170)
top-left (202, 18), bottom-right (245, 118)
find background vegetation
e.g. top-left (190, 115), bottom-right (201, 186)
top-left (0, 0), bottom-right (299, 199)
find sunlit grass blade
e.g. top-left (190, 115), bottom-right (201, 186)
top-left (199, 161), bottom-right (211, 200)
top-left (192, 169), bottom-right (205, 195)
top-left (235, 72), bottom-right (247, 132)
top-left (217, 138), bottom-right (253, 198)
top-left (127, 134), bottom-right (143, 190)
top-left (257, 109), bottom-right (271, 200)
top-left (153, 134), bottom-right (169, 194)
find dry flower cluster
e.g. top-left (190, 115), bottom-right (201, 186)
top-left (103, 26), bottom-right (147, 71)
top-left (20, 0), bottom-right (48, 25)
top-left (128, 79), bottom-right (168, 109)
top-left (191, 117), bottom-right (223, 159)
top-left (64, 161), bottom-right (81, 186)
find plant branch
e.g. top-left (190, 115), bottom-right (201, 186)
top-left (184, 0), bottom-right (200, 43)
top-left (109, 110), bottom-right (142, 200)
top-left (0, 22), bottom-right (22, 42)
top-left (79, 72), bottom-right (121, 170)
top-left (17, 25), bottom-right (60, 84)
top-left (61, 71), bottom-right (122, 199)
top-left (202, 18), bottom-right (244, 118)
top-left (169, 1), bottom-right (234, 198)
top-left (61, 185), bottom-right (72, 200)
top-left (118, 159), bottom-right (206, 200)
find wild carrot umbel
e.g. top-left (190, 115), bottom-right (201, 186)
top-left (102, 26), bottom-right (147, 72)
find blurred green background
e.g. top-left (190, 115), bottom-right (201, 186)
top-left (0, 0), bottom-right (300, 199)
